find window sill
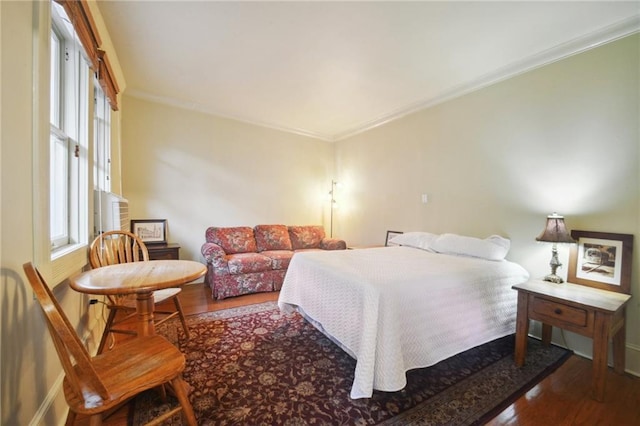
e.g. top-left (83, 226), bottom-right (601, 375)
top-left (50, 243), bottom-right (88, 286)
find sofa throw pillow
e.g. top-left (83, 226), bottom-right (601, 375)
top-left (254, 224), bottom-right (293, 252)
top-left (206, 226), bottom-right (257, 254)
top-left (288, 225), bottom-right (325, 250)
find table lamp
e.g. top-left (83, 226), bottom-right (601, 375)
top-left (535, 213), bottom-right (576, 283)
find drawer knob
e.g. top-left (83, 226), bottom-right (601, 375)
top-left (554, 308), bottom-right (563, 315)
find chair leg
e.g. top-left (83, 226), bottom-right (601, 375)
top-left (171, 376), bottom-right (197, 426)
top-left (88, 414), bottom-right (103, 426)
top-left (64, 409), bottom-right (76, 426)
top-left (97, 308), bottom-right (118, 354)
top-left (173, 296), bottom-right (190, 339)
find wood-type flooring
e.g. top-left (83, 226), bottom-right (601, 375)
top-left (75, 283), bottom-right (640, 425)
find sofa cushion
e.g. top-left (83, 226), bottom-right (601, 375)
top-left (226, 253), bottom-right (272, 275)
top-left (260, 250), bottom-right (294, 270)
top-left (206, 226), bottom-right (257, 254)
top-left (254, 224), bottom-right (292, 252)
top-left (288, 225), bottom-right (326, 250)
top-left (320, 238), bottom-right (347, 250)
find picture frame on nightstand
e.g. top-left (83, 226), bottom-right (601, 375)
top-left (567, 230), bottom-right (633, 294)
top-left (131, 219), bottom-right (168, 244)
top-left (385, 230), bottom-right (403, 247)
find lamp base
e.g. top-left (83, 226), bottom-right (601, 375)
top-left (544, 243), bottom-right (564, 284)
top-left (543, 273), bottom-right (564, 284)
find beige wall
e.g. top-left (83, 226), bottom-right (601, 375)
top-left (120, 95), bottom-right (335, 262)
top-left (1, 2), bottom-right (123, 425)
top-left (334, 34), bottom-right (640, 369)
top-left (2, 2), bottom-right (69, 424)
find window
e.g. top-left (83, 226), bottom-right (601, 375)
top-left (50, 2), bottom-right (89, 253)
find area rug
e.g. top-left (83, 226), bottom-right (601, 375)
top-left (131, 301), bottom-right (572, 426)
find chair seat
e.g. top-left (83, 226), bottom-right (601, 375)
top-left (64, 335), bottom-right (185, 414)
top-left (64, 335), bottom-right (185, 415)
top-left (152, 287), bottom-right (182, 303)
top-left (118, 287), bottom-right (182, 308)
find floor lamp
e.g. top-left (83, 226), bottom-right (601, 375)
top-left (329, 180), bottom-right (339, 238)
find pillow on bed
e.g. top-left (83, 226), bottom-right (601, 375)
top-left (430, 233), bottom-right (510, 261)
top-left (388, 232), bottom-right (438, 251)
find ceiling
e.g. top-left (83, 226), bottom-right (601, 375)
top-left (96, 1), bottom-right (640, 141)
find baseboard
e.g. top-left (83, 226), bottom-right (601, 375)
top-left (624, 343), bottom-right (640, 377)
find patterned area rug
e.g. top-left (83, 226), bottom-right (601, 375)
top-left (131, 301), bottom-right (571, 425)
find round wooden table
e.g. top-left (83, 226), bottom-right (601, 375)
top-left (70, 260), bottom-right (206, 337)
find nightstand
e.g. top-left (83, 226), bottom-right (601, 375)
top-left (512, 280), bottom-right (631, 401)
top-left (146, 243), bottom-right (180, 260)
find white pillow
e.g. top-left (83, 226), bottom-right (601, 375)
top-left (430, 233), bottom-right (510, 261)
top-left (389, 232), bottom-right (438, 251)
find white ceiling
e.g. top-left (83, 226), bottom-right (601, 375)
top-left (96, 1), bottom-right (640, 141)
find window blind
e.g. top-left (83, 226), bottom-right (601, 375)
top-left (55, 0), bottom-right (120, 111)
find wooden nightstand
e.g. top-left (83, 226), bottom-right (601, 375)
top-left (513, 280), bottom-right (631, 401)
top-left (146, 243), bottom-right (180, 260)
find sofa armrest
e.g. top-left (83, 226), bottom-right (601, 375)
top-left (320, 238), bottom-right (347, 250)
top-left (201, 242), bottom-right (228, 268)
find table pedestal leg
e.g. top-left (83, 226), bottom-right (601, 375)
top-left (136, 291), bottom-right (155, 336)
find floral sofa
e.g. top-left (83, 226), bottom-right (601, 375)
top-left (201, 225), bottom-right (346, 300)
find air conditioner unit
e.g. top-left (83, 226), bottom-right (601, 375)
top-left (94, 190), bottom-right (130, 235)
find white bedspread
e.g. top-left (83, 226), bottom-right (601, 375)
top-left (277, 246), bottom-right (530, 399)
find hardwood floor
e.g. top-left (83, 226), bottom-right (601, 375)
top-left (81, 283), bottom-right (640, 425)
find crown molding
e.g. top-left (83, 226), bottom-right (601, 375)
top-left (331, 15), bottom-right (640, 142)
top-left (124, 89), bottom-right (335, 142)
top-left (127, 15), bottom-right (639, 144)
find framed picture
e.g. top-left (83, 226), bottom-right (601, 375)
top-left (567, 230), bottom-right (633, 294)
top-left (131, 219), bottom-right (168, 244)
top-left (385, 230), bottom-right (403, 247)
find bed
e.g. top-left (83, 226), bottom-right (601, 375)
top-left (277, 236), bottom-right (530, 399)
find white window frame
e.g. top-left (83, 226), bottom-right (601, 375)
top-left (44, 2), bottom-right (90, 281)
top-left (94, 81), bottom-right (111, 193)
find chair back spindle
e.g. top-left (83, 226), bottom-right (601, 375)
top-left (90, 230), bottom-right (149, 268)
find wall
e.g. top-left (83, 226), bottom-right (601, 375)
top-left (1, 3), bottom-right (69, 424)
top-left (1, 2), bottom-right (124, 425)
top-left (334, 34), bottom-right (640, 371)
top-left (120, 95), bottom-right (335, 262)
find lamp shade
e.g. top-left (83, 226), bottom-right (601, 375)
top-left (536, 213), bottom-right (575, 243)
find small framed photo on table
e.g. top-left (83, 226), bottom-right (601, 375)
top-left (131, 219), bottom-right (168, 244)
top-left (385, 230), bottom-right (403, 247)
top-left (567, 230), bottom-right (633, 294)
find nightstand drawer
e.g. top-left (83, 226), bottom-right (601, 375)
top-left (532, 297), bottom-right (587, 327)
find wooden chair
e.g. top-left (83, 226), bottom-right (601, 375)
top-left (22, 262), bottom-right (197, 426)
top-left (89, 230), bottom-right (189, 353)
